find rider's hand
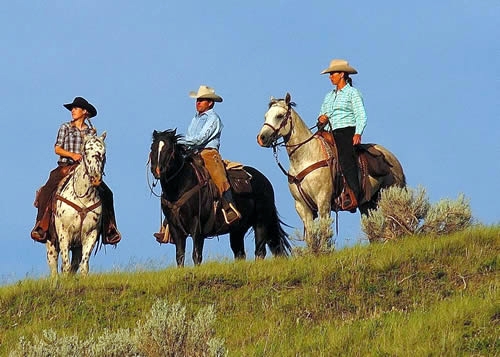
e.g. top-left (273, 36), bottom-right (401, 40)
top-left (72, 153), bottom-right (83, 162)
top-left (317, 114), bottom-right (329, 131)
top-left (353, 134), bottom-right (362, 146)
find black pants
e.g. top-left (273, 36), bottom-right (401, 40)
top-left (332, 126), bottom-right (360, 198)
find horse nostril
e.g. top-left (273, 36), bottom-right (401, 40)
top-left (155, 166), bottom-right (160, 178)
top-left (257, 134), bottom-right (266, 147)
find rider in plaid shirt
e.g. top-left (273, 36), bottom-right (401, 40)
top-left (31, 97), bottom-right (121, 245)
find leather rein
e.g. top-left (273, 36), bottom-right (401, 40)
top-left (269, 103), bottom-right (333, 214)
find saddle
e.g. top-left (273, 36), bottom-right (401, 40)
top-left (163, 155), bottom-right (251, 235)
top-left (317, 131), bottom-right (393, 209)
top-left (190, 155), bottom-right (253, 196)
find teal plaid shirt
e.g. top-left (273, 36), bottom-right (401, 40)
top-left (319, 84), bottom-right (367, 135)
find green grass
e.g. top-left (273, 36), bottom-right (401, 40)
top-left (1, 226), bottom-right (498, 356)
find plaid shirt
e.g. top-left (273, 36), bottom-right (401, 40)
top-left (319, 84), bottom-right (367, 135)
top-left (54, 122), bottom-right (95, 163)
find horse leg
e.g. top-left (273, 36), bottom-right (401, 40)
top-left (58, 234), bottom-right (72, 275)
top-left (295, 201), bottom-right (315, 243)
top-left (359, 199), bottom-right (378, 217)
top-left (46, 238), bottom-right (59, 276)
top-left (175, 234), bottom-right (187, 267)
top-left (70, 246), bottom-right (82, 274)
top-left (192, 236), bottom-right (205, 266)
top-left (79, 231), bottom-right (99, 275)
top-left (229, 230), bottom-right (247, 260)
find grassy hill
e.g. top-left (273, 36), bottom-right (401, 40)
top-left (1, 226), bottom-right (498, 356)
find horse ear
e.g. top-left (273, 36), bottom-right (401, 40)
top-left (285, 92), bottom-right (291, 105)
top-left (270, 96), bottom-right (275, 101)
top-left (100, 131), bottom-right (107, 140)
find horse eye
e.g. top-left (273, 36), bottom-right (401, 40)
top-left (276, 114), bottom-right (284, 119)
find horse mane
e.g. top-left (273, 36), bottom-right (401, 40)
top-left (268, 97), bottom-right (297, 109)
top-left (152, 129), bottom-right (189, 156)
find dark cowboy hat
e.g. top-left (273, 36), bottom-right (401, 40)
top-left (63, 97), bottom-right (97, 118)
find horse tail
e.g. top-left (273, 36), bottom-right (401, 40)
top-left (274, 213), bottom-right (293, 256)
top-left (245, 166), bottom-right (292, 257)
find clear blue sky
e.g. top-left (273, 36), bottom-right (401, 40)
top-left (1, 1), bottom-right (498, 284)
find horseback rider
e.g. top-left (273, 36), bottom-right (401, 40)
top-left (31, 97), bottom-right (121, 245)
top-left (317, 59), bottom-right (367, 211)
top-left (154, 85), bottom-right (240, 243)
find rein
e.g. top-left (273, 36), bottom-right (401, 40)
top-left (269, 103), bottom-right (332, 214)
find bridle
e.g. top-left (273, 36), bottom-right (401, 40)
top-left (267, 102), bottom-right (318, 156)
top-left (73, 143), bottom-right (106, 199)
top-left (267, 101), bottom-right (333, 215)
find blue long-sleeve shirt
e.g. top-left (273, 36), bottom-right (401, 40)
top-left (319, 84), bottom-right (367, 135)
top-left (180, 108), bottom-right (223, 150)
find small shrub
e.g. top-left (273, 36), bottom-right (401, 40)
top-left (361, 186), bottom-right (472, 242)
top-left (293, 217), bottom-right (334, 256)
top-left (10, 300), bottom-right (227, 357)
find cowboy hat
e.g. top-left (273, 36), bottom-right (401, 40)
top-left (320, 59), bottom-right (358, 75)
top-left (63, 97), bottom-right (97, 118)
top-left (188, 85), bottom-right (223, 102)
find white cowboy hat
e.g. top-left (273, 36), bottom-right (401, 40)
top-left (320, 59), bottom-right (358, 75)
top-left (188, 85), bottom-right (223, 102)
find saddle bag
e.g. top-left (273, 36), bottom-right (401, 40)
top-left (356, 145), bottom-right (392, 177)
top-left (227, 168), bottom-right (252, 194)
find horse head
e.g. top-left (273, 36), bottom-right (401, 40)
top-left (150, 129), bottom-right (185, 180)
top-left (257, 92), bottom-right (296, 147)
top-left (81, 132), bottom-right (106, 187)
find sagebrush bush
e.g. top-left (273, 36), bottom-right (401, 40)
top-left (9, 300), bottom-right (226, 357)
top-left (293, 217), bottom-right (334, 256)
top-left (361, 186), bottom-right (472, 242)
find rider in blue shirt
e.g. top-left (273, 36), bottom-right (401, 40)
top-left (154, 86), bottom-right (240, 243)
top-left (317, 59), bottom-right (367, 211)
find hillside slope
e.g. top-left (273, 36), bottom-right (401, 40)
top-left (1, 226), bottom-right (498, 356)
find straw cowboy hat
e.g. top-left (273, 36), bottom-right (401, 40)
top-left (189, 85), bottom-right (223, 102)
top-left (320, 59), bottom-right (358, 75)
top-left (63, 97), bottom-right (98, 118)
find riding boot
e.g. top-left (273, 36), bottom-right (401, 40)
top-left (221, 190), bottom-right (241, 225)
top-left (341, 166), bottom-right (361, 212)
top-left (31, 212), bottom-right (49, 243)
top-left (99, 183), bottom-right (121, 245)
top-left (31, 192), bottom-right (53, 243)
top-left (154, 220), bottom-right (174, 244)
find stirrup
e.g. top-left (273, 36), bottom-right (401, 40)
top-left (222, 203), bottom-right (241, 225)
top-left (154, 225), bottom-right (174, 244)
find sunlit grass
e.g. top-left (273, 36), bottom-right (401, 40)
top-left (1, 226), bottom-right (498, 356)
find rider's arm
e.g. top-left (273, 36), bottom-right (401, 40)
top-left (55, 145), bottom-right (82, 162)
top-left (182, 111), bottom-right (223, 149)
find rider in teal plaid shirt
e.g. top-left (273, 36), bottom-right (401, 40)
top-left (317, 59), bottom-right (367, 211)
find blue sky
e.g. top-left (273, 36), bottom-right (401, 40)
top-left (1, 1), bottom-right (498, 284)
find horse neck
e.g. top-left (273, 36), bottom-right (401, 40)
top-left (160, 154), bottom-right (198, 201)
top-left (67, 163), bottom-right (97, 199)
top-left (286, 111), bottom-right (324, 164)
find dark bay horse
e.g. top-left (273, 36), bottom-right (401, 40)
top-left (149, 129), bottom-right (291, 266)
top-left (257, 93), bottom-right (406, 243)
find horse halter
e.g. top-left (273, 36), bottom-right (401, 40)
top-left (155, 139), bottom-right (184, 184)
top-left (263, 102), bottom-right (294, 147)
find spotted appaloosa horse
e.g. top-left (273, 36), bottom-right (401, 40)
top-left (257, 93), bottom-right (406, 243)
top-left (46, 133), bottom-right (107, 276)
